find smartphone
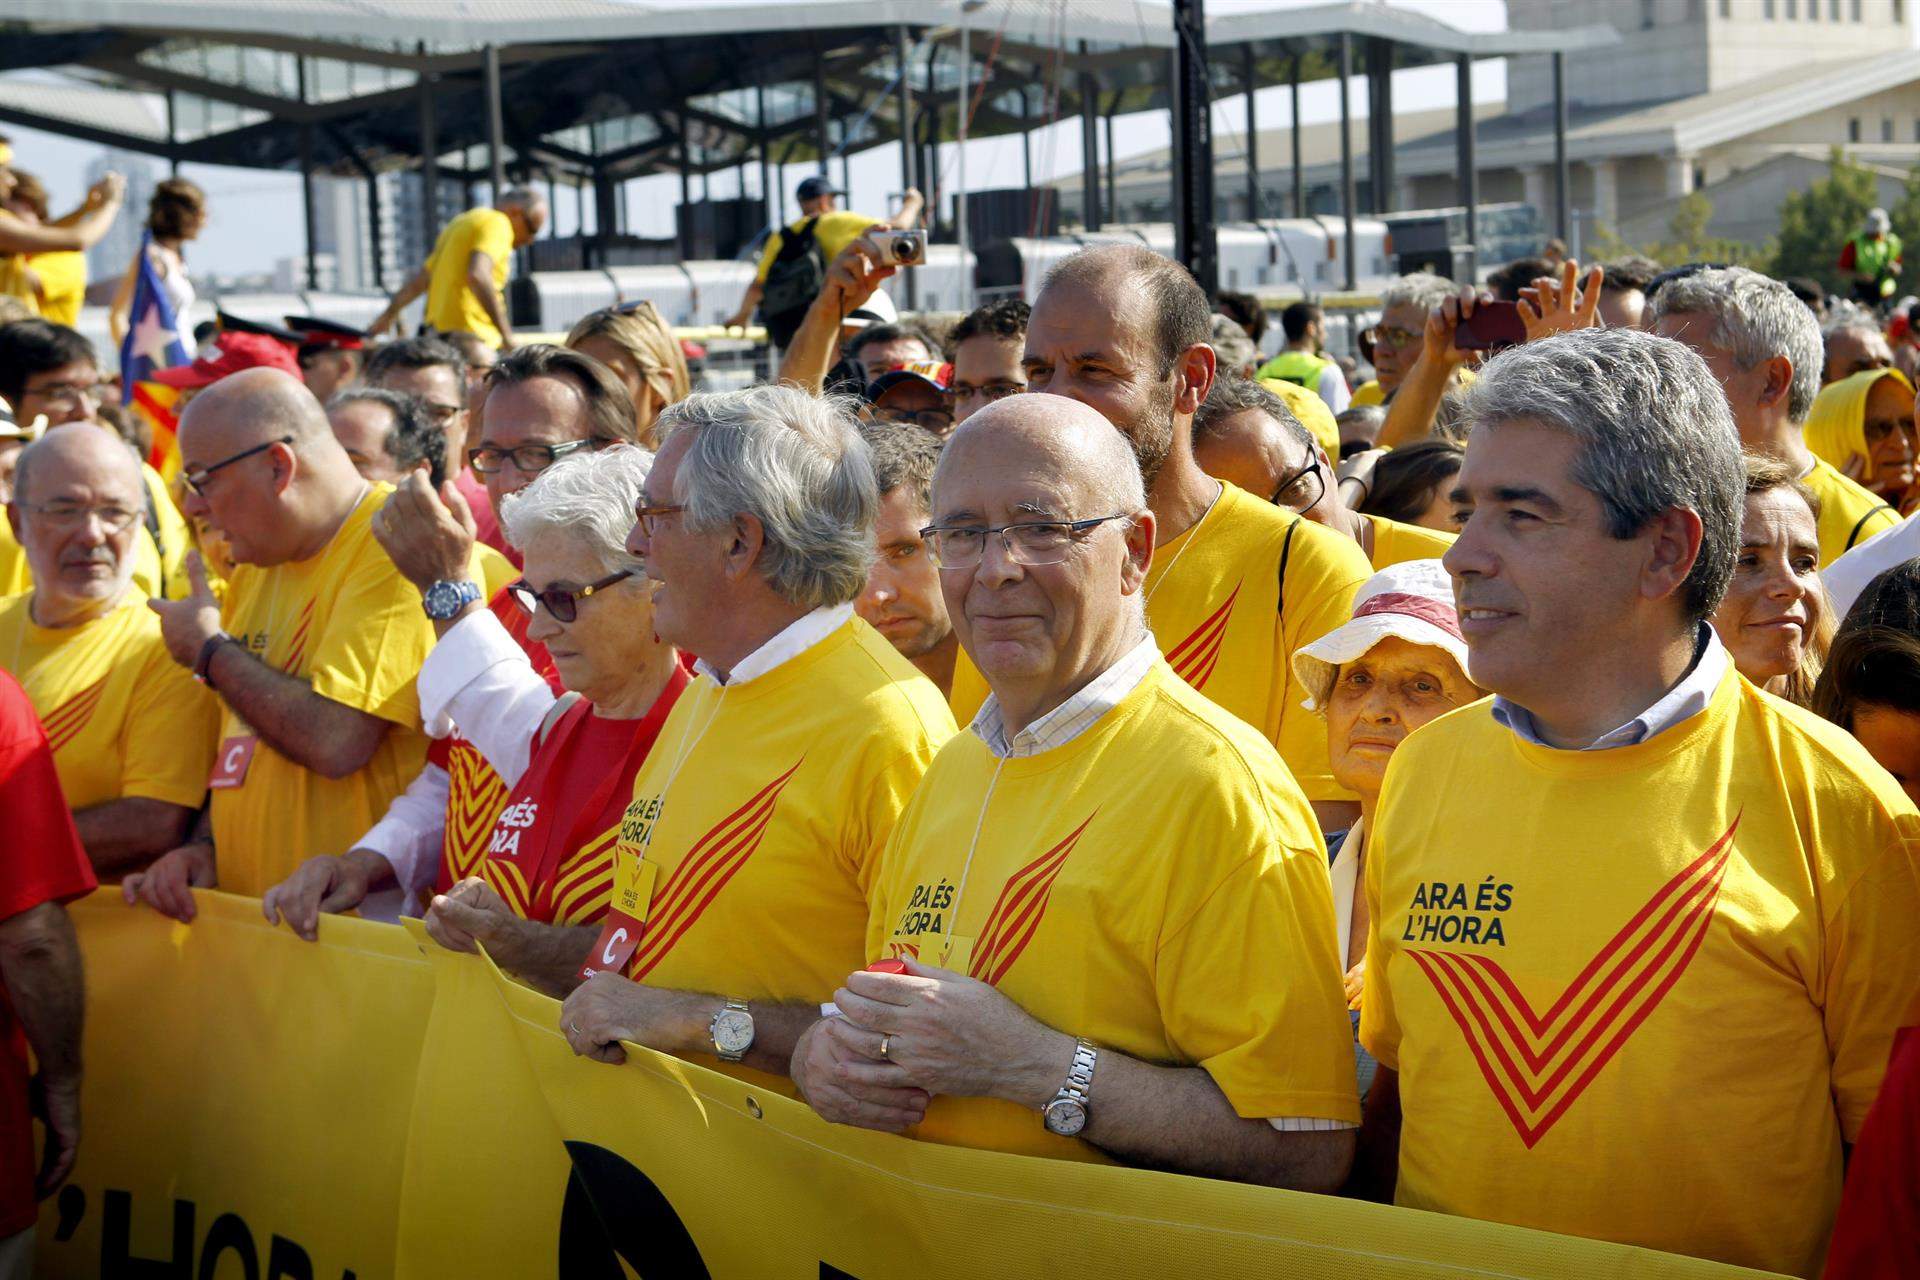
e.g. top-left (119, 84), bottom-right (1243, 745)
top-left (1454, 300), bottom-right (1526, 351)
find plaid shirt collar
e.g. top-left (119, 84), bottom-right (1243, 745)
top-left (968, 635), bottom-right (1160, 759)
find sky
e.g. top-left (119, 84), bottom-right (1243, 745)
top-left (2, 0), bottom-right (1508, 280)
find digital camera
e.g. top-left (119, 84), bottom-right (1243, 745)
top-left (873, 229), bottom-right (926, 266)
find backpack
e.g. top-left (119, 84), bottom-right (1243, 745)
top-left (759, 217), bottom-right (826, 342)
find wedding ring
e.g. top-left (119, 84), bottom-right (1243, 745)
top-left (569, 1021), bottom-right (581, 1035)
top-left (880, 1034), bottom-right (893, 1061)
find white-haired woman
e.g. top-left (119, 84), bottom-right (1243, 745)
top-left (262, 445), bottom-right (684, 959)
top-left (1292, 559), bottom-right (1483, 1094)
top-left (414, 445), bottom-right (687, 992)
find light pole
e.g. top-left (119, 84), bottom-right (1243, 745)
top-left (958, 0), bottom-right (986, 311)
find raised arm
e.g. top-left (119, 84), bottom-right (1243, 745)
top-left (888, 187), bottom-right (926, 230)
top-left (776, 231), bottom-right (893, 395)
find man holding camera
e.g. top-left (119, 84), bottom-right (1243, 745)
top-left (727, 177), bottom-right (924, 347)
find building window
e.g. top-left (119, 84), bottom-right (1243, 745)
top-left (1763, 0), bottom-right (1775, 17)
top-left (1887, 118), bottom-right (1897, 141)
top-left (1851, 116), bottom-right (1862, 141)
top-left (1898, 0), bottom-right (1906, 23)
top-left (1830, 0), bottom-right (1840, 16)
top-left (1852, 0), bottom-right (1862, 18)
top-left (1912, 117), bottom-right (1920, 141)
top-left (1642, 0), bottom-right (1657, 25)
top-left (1718, 0), bottom-right (1731, 13)
top-left (1785, 0), bottom-right (1795, 16)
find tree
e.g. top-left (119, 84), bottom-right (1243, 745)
top-left (1770, 148), bottom-right (1881, 291)
top-left (1582, 191), bottom-right (1758, 269)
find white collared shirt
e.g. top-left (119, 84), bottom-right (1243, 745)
top-left (694, 603), bottom-right (853, 687)
top-left (967, 635), bottom-right (1159, 759)
top-left (1491, 625), bottom-right (1729, 751)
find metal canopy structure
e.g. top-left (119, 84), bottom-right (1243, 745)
top-left (0, 0), bottom-right (1616, 295)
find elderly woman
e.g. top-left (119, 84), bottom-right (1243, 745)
top-left (263, 450), bottom-right (691, 990)
top-left (415, 445), bottom-right (688, 994)
top-left (1804, 366), bottom-right (1916, 507)
top-left (1292, 559), bottom-right (1483, 1093)
top-left (567, 303), bottom-right (691, 449)
top-left (1710, 456), bottom-right (1833, 708)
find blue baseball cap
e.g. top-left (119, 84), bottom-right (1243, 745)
top-left (796, 176), bottom-right (843, 202)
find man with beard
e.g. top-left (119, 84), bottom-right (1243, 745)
top-left (946, 244), bottom-right (1373, 828)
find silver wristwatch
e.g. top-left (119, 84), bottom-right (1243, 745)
top-left (709, 998), bottom-right (754, 1062)
top-left (1041, 1038), bottom-right (1098, 1136)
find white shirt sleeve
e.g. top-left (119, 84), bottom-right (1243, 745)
top-left (352, 762), bottom-right (452, 917)
top-left (1318, 363), bottom-right (1352, 415)
top-left (1823, 512), bottom-right (1918, 618)
top-left (416, 607), bottom-right (556, 788)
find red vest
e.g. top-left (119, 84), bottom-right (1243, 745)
top-left (480, 664), bottom-right (689, 924)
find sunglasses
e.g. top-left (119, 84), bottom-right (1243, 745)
top-left (506, 569), bottom-right (634, 624)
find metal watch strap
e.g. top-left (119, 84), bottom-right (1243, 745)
top-left (194, 631), bottom-right (234, 685)
top-left (1060, 1037), bottom-right (1097, 1102)
top-left (713, 997), bottom-right (752, 1062)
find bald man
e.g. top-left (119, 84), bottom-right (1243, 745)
top-left (0, 425), bottom-right (218, 874)
top-left (945, 244), bottom-right (1374, 830)
top-left (128, 369), bottom-right (446, 920)
top-left (792, 395), bottom-right (1359, 1189)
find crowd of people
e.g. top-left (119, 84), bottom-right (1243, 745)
top-left (0, 150), bottom-right (1917, 1278)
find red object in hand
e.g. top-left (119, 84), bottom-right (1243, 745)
top-left (866, 959), bottom-right (910, 975)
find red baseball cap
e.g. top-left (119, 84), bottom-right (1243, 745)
top-left (152, 330), bottom-right (302, 389)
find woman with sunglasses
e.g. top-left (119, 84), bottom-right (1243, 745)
top-left (416, 446), bottom-right (689, 994)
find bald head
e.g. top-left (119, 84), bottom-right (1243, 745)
top-left (935, 393), bottom-right (1146, 524)
top-left (10, 423), bottom-right (147, 618)
top-left (176, 368), bottom-right (367, 568)
top-left (14, 421), bottom-right (142, 509)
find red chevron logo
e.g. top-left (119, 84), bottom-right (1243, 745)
top-left (41, 676), bottom-right (108, 754)
top-left (280, 599), bottom-right (317, 673)
top-left (442, 742), bottom-right (510, 884)
top-left (1407, 817), bottom-right (1739, 1148)
top-left (969, 812), bottom-right (1095, 986)
top-left (625, 759), bottom-right (804, 981)
top-left (1163, 583), bottom-right (1240, 691)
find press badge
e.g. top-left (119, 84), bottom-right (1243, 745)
top-left (578, 849), bottom-right (657, 980)
top-left (207, 735), bottom-right (258, 789)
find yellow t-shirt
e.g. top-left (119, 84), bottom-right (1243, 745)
top-left (424, 208), bottom-right (515, 348)
top-left (1360, 667), bottom-right (1920, 1277)
top-left (752, 211), bottom-right (886, 285)
top-left (0, 593), bottom-right (218, 813)
top-left (1802, 455), bottom-right (1897, 567)
top-left (1362, 513), bottom-right (1455, 570)
top-left (210, 486), bottom-right (438, 895)
top-left (1351, 379), bottom-right (1384, 407)
top-left (871, 659), bottom-right (1358, 1162)
top-left (3, 464), bottom-right (191, 603)
top-left (0, 255), bottom-right (35, 315)
top-left (474, 544), bottom-right (516, 597)
top-left (949, 482), bottom-right (1371, 801)
top-left (1258, 376), bottom-right (1340, 457)
top-left (26, 251), bottom-right (85, 326)
top-left (612, 615), bottom-right (954, 1092)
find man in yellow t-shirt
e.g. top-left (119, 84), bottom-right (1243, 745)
top-left (493, 384), bottom-right (957, 1092)
top-left (367, 190), bottom-right (548, 351)
top-left (795, 395), bottom-right (1358, 1183)
top-left (1194, 376), bottom-right (1454, 571)
top-left (1651, 265), bottom-right (1899, 565)
top-left (1, 425), bottom-right (217, 875)
top-left (1358, 329), bottom-right (1920, 1278)
top-left (125, 369), bottom-right (442, 916)
top-left (960, 244), bottom-right (1372, 828)
top-left (725, 176), bottom-right (925, 338)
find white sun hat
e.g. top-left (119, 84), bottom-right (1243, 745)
top-left (1292, 558), bottom-right (1470, 712)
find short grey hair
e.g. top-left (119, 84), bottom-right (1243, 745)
top-left (1648, 266), bottom-right (1822, 423)
top-left (1380, 272), bottom-right (1457, 315)
top-left (497, 186), bottom-right (546, 212)
top-left (499, 444), bottom-right (652, 575)
top-left (659, 384), bottom-right (876, 608)
top-left (1208, 313), bottom-right (1259, 377)
top-left (1462, 328), bottom-right (1743, 625)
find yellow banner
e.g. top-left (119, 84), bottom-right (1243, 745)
top-left (38, 893), bottom-right (1789, 1279)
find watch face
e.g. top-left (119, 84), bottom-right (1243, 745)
top-left (1042, 1097), bottom-right (1088, 1137)
top-left (712, 1008), bottom-right (754, 1055)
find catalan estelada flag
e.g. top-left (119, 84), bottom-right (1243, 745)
top-left (118, 231), bottom-right (191, 480)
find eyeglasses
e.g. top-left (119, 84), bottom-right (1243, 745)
top-left (953, 381), bottom-right (1024, 405)
top-left (918, 514), bottom-right (1129, 569)
top-left (184, 436), bottom-right (292, 496)
top-left (17, 502), bottom-right (141, 534)
top-left (1269, 458), bottom-right (1326, 514)
top-left (1363, 325), bottom-right (1420, 350)
top-left (873, 405), bottom-right (954, 433)
top-left (631, 503), bottom-right (685, 537)
top-left (23, 380), bottom-right (102, 406)
top-left (506, 569), bottom-right (634, 624)
top-left (467, 439), bottom-right (597, 476)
